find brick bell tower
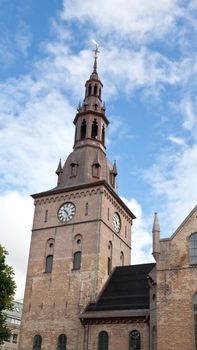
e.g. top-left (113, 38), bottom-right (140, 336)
top-left (19, 47), bottom-right (135, 350)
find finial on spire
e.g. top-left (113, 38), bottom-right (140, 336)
top-left (92, 39), bottom-right (100, 73)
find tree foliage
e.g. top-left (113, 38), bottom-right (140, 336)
top-left (0, 245), bottom-right (16, 344)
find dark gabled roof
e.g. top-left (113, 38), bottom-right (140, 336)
top-left (86, 263), bottom-right (155, 312)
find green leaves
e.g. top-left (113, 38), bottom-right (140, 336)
top-left (0, 245), bottom-right (16, 344)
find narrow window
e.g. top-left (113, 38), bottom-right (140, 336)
top-left (194, 293), bottom-right (197, 350)
top-left (81, 119), bottom-right (86, 139)
top-left (91, 119), bottom-right (98, 139)
top-left (98, 331), bottom-right (108, 350)
top-left (152, 327), bottom-right (157, 350)
top-left (88, 84), bottom-right (92, 96)
top-left (125, 225), bottom-right (127, 238)
top-left (129, 330), bottom-right (141, 350)
top-left (108, 241), bottom-right (112, 275)
top-left (189, 233), bottom-right (197, 264)
top-left (101, 126), bottom-right (105, 146)
top-left (85, 202), bottom-right (88, 216)
top-left (107, 257), bottom-right (111, 275)
top-left (32, 335), bottom-right (42, 350)
top-left (94, 84), bottom-right (98, 95)
top-left (45, 255), bottom-right (53, 273)
top-left (120, 251), bottom-right (124, 266)
top-left (57, 334), bottom-right (67, 350)
top-left (107, 208), bottom-right (109, 221)
top-left (99, 87), bottom-right (101, 99)
top-left (73, 251), bottom-right (81, 270)
top-left (44, 210), bottom-right (48, 223)
top-left (70, 163), bottom-right (78, 177)
top-left (92, 163), bottom-right (100, 178)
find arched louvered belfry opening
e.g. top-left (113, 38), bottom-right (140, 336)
top-left (88, 83), bottom-right (92, 96)
top-left (94, 84), bottom-right (98, 95)
top-left (32, 335), bottom-right (42, 350)
top-left (101, 125), bottom-right (105, 146)
top-left (91, 119), bottom-right (98, 139)
top-left (98, 331), bottom-right (108, 350)
top-left (80, 119), bottom-right (87, 139)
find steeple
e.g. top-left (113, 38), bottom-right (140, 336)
top-left (152, 212), bottom-right (161, 261)
top-left (54, 48), bottom-right (117, 191)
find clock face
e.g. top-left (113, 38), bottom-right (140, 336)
top-left (57, 202), bottom-right (76, 223)
top-left (113, 212), bottom-right (121, 233)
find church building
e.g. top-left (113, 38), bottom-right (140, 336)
top-left (19, 50), bottom-right (197, 350)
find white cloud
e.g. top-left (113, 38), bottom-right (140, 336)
top-left (62, 0), bottom-right (180, 42)
top-left (168, 135), bottom-right (186, 146)
top-left (121, 197), bottom-right (154, 264)
top-left (181, 97), bottom-right (197, 133)
top-left (0, 191), bottom-right (33, 299)
top-left (144, 142), bottom-right (197, 236)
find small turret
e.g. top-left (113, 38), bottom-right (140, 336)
top-left (56, 159), bottom-right (63, 185)
top-left (152, 212), bottom-right (161, 261)
top-left (112, 160), bottom-right (118, 176)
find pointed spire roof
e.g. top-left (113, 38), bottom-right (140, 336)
top-left (152, 212), bottom-right (160, 233)
top-left (56, 159), bottom-right (63, 175)
top-left (112, 160), bottom-right (118, 175)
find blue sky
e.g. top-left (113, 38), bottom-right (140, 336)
top-left (1, 0), bottom-right (197, 298)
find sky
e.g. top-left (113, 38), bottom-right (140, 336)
top-left (1, 0), bottom-right (197, 299)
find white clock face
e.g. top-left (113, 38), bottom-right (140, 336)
top-left (57, 202), bottom-right (76, 223)
top-left (113, 212), bottom-right (121, 233)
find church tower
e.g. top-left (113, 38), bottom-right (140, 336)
top-left (19, 49), bottom-right (135, 350)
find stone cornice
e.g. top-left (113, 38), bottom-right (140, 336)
top-left (32, 180), bottom-right (136, 221)
top-left (79, 309), bottom-right (149, 325)
top-left (73, 110), bottom-right (109, 126)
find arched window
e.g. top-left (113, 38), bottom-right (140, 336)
top-left (88, 84), bottom-right (92, 96)
top-left (45, 255), bottom-right (53, 273)
top-left (194, 294), bottom-right (197, 349)
top-left (70, 163), bottom-right (78, 177)
top-left (94, 84), bottom-right (98, 95)
top-left (129, 330), bottom-right (141, 350)
top-left (73, 251), bottom-right (81, 270)
top-left (98, 331), bottom-right (108, 350)
top-left (101, 126), bottom-right (105, 146)
top-left (189, 233), bottom-right (197, 264)
top-left (91, 119), bottom-right (98, 139)
top-left (57, 334), bottom-right (67, 350)
top-left (120, 251), bottom-right (124, 266)
top-left (32, 335), bottom-right (42, 350)
top-left (152, 326), bottom-right (157, 350)
top-left (81, 119), bottom-right (86, 139)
